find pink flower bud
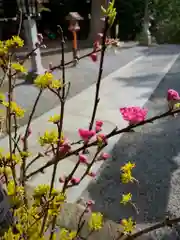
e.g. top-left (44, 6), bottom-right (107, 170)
top-left (90, 53), bottom-right (98, 62)
top-left (79, 154), bottom-right (88, 164)
top-left (59, 176), bottom-right (65, 183)
top-left (28, 128), bottom-right (32, 137)
top-left (96, 120), bottom-right (103, 127)
top-left (167, 89), bottom-right (180, 101)
top-left (85, 199), bottom-right (95, 212)
top-left (71, 177), bottom-right (80, 185)
top-left (88, 172), bottom-right (96, 178)
top-left (87, 200), bottom-right (95, 206)
top-left (95, 125), bottom-right (102, 133)
top-left (100, 152), bottom-right (111, 160)
top-left (21, 128), bottom-right (32, 142)
top-left (59, 142), bottom-right (71, 154)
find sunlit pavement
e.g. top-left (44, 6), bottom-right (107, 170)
top-left (1, 44), bottom-right (180, 239)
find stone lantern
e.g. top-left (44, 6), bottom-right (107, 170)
top-left (66, 12), bottom-right (83, 66)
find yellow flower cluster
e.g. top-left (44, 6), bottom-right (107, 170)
top-left (34, 72), bottom-right (62, 89)
top-left (39, 130), bottom-right (59, 146)
top-left (3, 183), bottom-right (67, 239)
top-left (7, 180), bottom-right (25, 207)
top-left (59, 228), bottom-right (77, 240)
top-left (0, 36), bottom-right (24, 61)
top-left (0, 166), bottom-right (12, 176)
top-left (2, 101), bottom-right (25, 118)
top-left (120, 161), bottom-right (135, 184)
top-left (11, 62), bottom-right (27, 73)
top-left (33, 184), bottom-right (66, 202)
top-left (48, 114), bottom-right (61, 124)
top-left (5, 152), bottom-right (22, 164)
top-left (8, 205), bottom-right (45, 240)
top-left (121, 217), bottom-right (135, 234)
top-left (0, 92), bottom-right (5, 102)
top-left (33, 184), bottom-right (51, 197)
top-left (0, 40), bottom-right (8, 56)
top-left (88, 212), bottom-right (103, 231)
top-left (120, 193), bottom-right (132, 205)
top-left (48, 193), bottom-right (66, 216)
top-left (5, 36), bottom-right (24, 49)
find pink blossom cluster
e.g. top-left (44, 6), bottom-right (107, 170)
top-left (120, 106), bottom-right (148, 125)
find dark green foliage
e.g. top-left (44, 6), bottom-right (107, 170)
top-left (114, 0), bottom-right (145, 41)
top-left (114, 0), bottom-right (180, 43)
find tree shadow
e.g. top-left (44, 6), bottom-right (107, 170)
top-left (82, 54), bottom-right (180, 235)
top-left (85, 115), bottom-right (179, 224)
top-left (141, 44), bottom-right (180, 57)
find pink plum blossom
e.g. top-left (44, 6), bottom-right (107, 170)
top-left (96, 120), bottom-right (103, 127)
top-left (95, 120), bottom-right (104, 132)
top-left (59, 141), bottom-right (71, 154)
top-left (79, 154), bottom-right (88, 164)
top-left (78, 129), bottom-right (96, 142)
top-left (90, 52), bottom-right (98, 62)
top-left (95, 125), bottom-right (102, 133)
top-left (120, 106), bottom-right (148, 125)
top-left (71, 177), bottom-right (80, 185)
top-left (167, 89), bottom-right (180, 101)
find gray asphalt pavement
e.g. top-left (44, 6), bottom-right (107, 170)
top-left (80, 52), bottom-right (180, 239)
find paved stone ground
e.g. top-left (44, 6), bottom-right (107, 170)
top-left (9, 45), bottom-right (147, 131)
top-left (80, 50), bottom-right (180, 239)
top-left (1, 44), bottom-right (180, 239)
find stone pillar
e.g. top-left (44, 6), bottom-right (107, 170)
top-left (23, 18), bottom-right (45, 75)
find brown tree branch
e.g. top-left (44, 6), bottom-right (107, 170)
top-left (25, 107), bottom-right (180, 180)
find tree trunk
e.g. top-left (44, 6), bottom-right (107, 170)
top-left (88, 0), bottom-right (108, 42)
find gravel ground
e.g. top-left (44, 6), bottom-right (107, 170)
top-left (80, 54), bottom-right (180, 239)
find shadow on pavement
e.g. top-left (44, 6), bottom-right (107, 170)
top-left (141, 44), bottom-right (180, 57)
top-left (82, 55), bottom-right (180, 238)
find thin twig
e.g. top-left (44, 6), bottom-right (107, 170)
top-left (20, 89), bottom-right (43, 205)
top-left (40, 25), bottom-right (66, 236)
top-left (89, 17), bottom-right (109, 130)
top-left (50, 48), bottom-right (102, 71)
top-left (7, 55), bottom-right (17, 186)
top-left (25, 153), bottom-right (44, 172)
